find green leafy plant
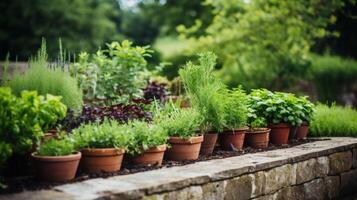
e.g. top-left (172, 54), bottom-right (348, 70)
top-left (249, 89), bottom-right (307, 126)
top-left (157, 107), bottom-right (203, 138)
top-left (72, 40), bottom-right (153, 105)
top-left (7, 40), bottom-right (82, 110)
top-left (126, 121), bottom-right (168, 156)
top-left (179, 52), bottom-right (226, 132)
top-left (70, 120), bottom-right (129, 149)
top-left (310, 104), bottom-right (357, 137)
top-left (37, 138), bottom-right (74, 156)
top-left (223, 87), bottom-right (249, 129)
top-left (0, 87), bottom-right (67, 166)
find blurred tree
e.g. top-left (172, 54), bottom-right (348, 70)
top-left (138, 0), bottom-right (213, 36)
top-left (179, 0), bottom-right (346, 90)
top-left (0, 0), bottom-right (122, 60)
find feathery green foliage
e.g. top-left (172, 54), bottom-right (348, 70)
top-left (223, 87), bottom-right (249, 129)
top-left (126, 121), bottom-right (168, 156)
top-left (7, 40), bottom-right (82, 110)
top-left (310, 104), bottom-right (357, 137)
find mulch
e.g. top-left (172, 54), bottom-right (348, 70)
top-left (1, 138), bottom-right (324, 194)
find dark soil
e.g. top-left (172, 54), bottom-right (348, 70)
top-left (1, 138), bottom-right (325, 194)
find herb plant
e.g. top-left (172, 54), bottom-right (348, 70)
top-left (126, 121), bottom-right (168, 156)
top-left (158, 108), bottom-right (203, 138)
top-left (0, 87), bottom-right (67, 165)
top-left (179, 52), bottom-right (226, 132)
top-left (223, 87), bottom-right (249, 130)
top-left (7, 40), bottom-right (83, 110)
top-left (37, 138), bottom-right (74, 156)
top-left (70, 120), bottom-right (129, 149)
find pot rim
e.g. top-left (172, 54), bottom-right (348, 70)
top-left (222, 127), bottom-right (249, 134)
top-left (246, 128), bottom-right (271, 134)
top-left (81, 148), bottom-right (125, 156)
top-left (31, 151), bottom-right (81, 162)
top-left (168, 135), bottom-right (203, 144)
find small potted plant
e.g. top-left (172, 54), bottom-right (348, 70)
top-left (127, 121), bottom-right (168, 166)
top-left (179, 52), bottom-right (226, 155)
top-left (220, 88), bottom-right (249, 150)
top-left (31, 137), bottom-right (81, 182)
top-left (71, 120), bottom-right (129, 173)
top-left (249, 89), bottom-right (292, 145)
top-left (159, 108), bottom-right (203, 161)
top-left (294, 96), bottom-right (315, 139)
top-left (245, 117), bottom-right (270, 149)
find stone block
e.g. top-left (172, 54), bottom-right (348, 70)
top-left (250, 171), bottom-right (266, 198)
top-left (224, 175), bottom-right (252, 200)
top-left (329, 151), bottom-right (352, 175)
top-left (316, 156), bottom-right (329, 177)
top-left (353, 148), bottom-right (357, 168)
top-left (153, 186), bottom-right (203, 200)
top-left (296, 158), bottom-right (317, 184)
top-left (251, 193), bottom-right (276, 200)
top-left (340, 169), bottom-right (357, 196)
top-left (302, 178), bottom-right (326, 200)
top-left (275, 186), bottom-right (305, 200)
top-left (264, 164), bottom-right (296, 194)
top-left (201, 181), bottom-right (226, 200)
top-left (324, 176), bottom-right (340, 199)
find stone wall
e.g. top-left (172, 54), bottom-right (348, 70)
top-left (145, 150), bottom-right (357, 200)
top-left (3, 138), bottom-right (357, 200)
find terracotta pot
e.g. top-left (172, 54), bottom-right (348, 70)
top-left (130, 144), bottom-right (166, 166)
top-left (289, 126), bottom-right (298, 140)
top-left (180, 100), bottom-right (191, 108)
top-left (81, 148), bottom-right (125, 173)
top-left (31, 151), bottom-right (81, 182)
top-left (200, 132), bottom-right (218, 156)
top-left (268, 123), bottom-right (290, 145)
top-left (245, 128), bottom-right (270, 149)
top-left (166, 135), bottom-right (203, 161)
top-left (295, 122), bottom-right (309, 139)
top-left (220, 127), bottom-right (248, 150)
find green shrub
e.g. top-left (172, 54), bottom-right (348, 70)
top-left (179, 52), bottom-right (226, 132)
top-left (71, 120), bottom-right (129, 149)
top-left (310, 104), bottom-right (357, 137)
top-left (310, 54), bottom-right (357, 104)
top-left (7, 41), bottom-right (82, 110)
top-left (127, 121), bottom-right (168, 156)
top-left (71, 40), bottom-right (152, 105)
top-left (0, 87), bottom-right (67, 165)
top-left (37, 138), bottom-right (74, 156)
top-left (158, 108), bottom-right (203, 138)
top-left (223, 87), bottom-right (249, 129)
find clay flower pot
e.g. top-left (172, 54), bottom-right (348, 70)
top-left (130, 144), bottom-right (167, 166)
top-left (81, 148), bottom-right (125, 173)
top-left (220, 127), bottom-right (248, 150)
top-left (245, 128), bottom-right (270, 149)
top-left (295, 122), bottom-right (309, 139)
top-left (289, 126), bottom-right (298, 140)
top-left (268, 123), bottom-right (290, 145)
top-left (166, 135), bottom-right (203, 161)
top-left (31, 151), bottom-right (81, 182)
top-left (200, 131), bottom-right (218, 156)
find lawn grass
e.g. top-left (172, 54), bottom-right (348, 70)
top-left (309, 104), bottom-right (357, 137)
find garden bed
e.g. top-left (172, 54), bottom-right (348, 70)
top-left (2, 138), bottom-right (319, 194)
top-left (2, 137), bottom-right (357, 200)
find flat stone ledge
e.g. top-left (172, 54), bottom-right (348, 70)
top-left (2, 137), bottom-right (357, 200)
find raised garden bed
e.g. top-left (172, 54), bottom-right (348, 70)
top-left (1, 138), bottom-right (321, 194)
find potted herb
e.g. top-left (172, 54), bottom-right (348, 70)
top-left (220, 88), bottom-right (249, 150)
top-left (294, 96), bottom-right (315, 139)
top-left (71, 120), bottom-right (129, 173)
top-left (31, 137), bottom-right (81, 182)
top-left (245, 117), bottom-right (270, 149)
top-left (179, 52), bottom-right (226, 155)
top-left (127, 121), bottom-right (168, 166)
top-left (249, 89), bottom-right (292, 145)
top-left (159, 108), bottom-right (203, 161)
